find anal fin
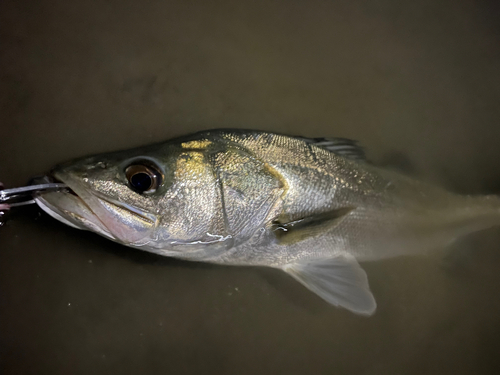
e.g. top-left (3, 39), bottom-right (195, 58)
top-left (283, 255), bottom-right (377, 316)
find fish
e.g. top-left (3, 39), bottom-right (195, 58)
top-left (34, 129), bottom-right (500, 315)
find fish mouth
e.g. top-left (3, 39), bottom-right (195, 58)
top-left (34, 175), bottom-right (116, 239)
top-left (34, 174), bottom-right (156, 243)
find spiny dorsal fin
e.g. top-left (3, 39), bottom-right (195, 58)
top-left (296, 136), bottom-right (366, 161)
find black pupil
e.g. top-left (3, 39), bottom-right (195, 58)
top-left (130, 172), bottom-right (152, 191)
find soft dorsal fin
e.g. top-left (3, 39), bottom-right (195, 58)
top-left (296, 136), bottom-right (366, 161)
top-left (283, 255), bottom-right (376, 316)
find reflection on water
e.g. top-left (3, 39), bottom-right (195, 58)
top-left (1, 0), bottom-right (500, 374)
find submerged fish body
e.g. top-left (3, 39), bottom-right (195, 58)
top-left (35, 129), bottom-right (500, 315)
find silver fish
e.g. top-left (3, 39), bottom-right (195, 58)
top-left (34, 129), bottom-right (500, 315)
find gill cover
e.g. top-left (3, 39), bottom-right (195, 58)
top-left (208, 146), bottom-right (286, 244)
top-left (165, 139), bottom-right (286, 252)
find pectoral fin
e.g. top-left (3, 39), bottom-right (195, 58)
top-left (283, 255), bottom-right (376, 316)
top-left (273, 207), bottom-right (355, 245)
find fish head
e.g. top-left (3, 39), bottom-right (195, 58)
top-left (34, 135), bottom-right (281, 258)
top-left (35, 134), bottom-right (285, 257)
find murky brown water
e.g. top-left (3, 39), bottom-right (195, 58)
top-left (2, 0), bottom-right (500, 374)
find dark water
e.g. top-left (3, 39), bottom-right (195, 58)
top-left (1, 0), bottom-right (500, 374)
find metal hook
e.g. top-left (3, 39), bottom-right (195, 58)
top-left (0, 182), bottom-right (68, 209)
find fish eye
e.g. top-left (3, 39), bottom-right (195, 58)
top-left (125, 163), bottom-right (162, 193)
